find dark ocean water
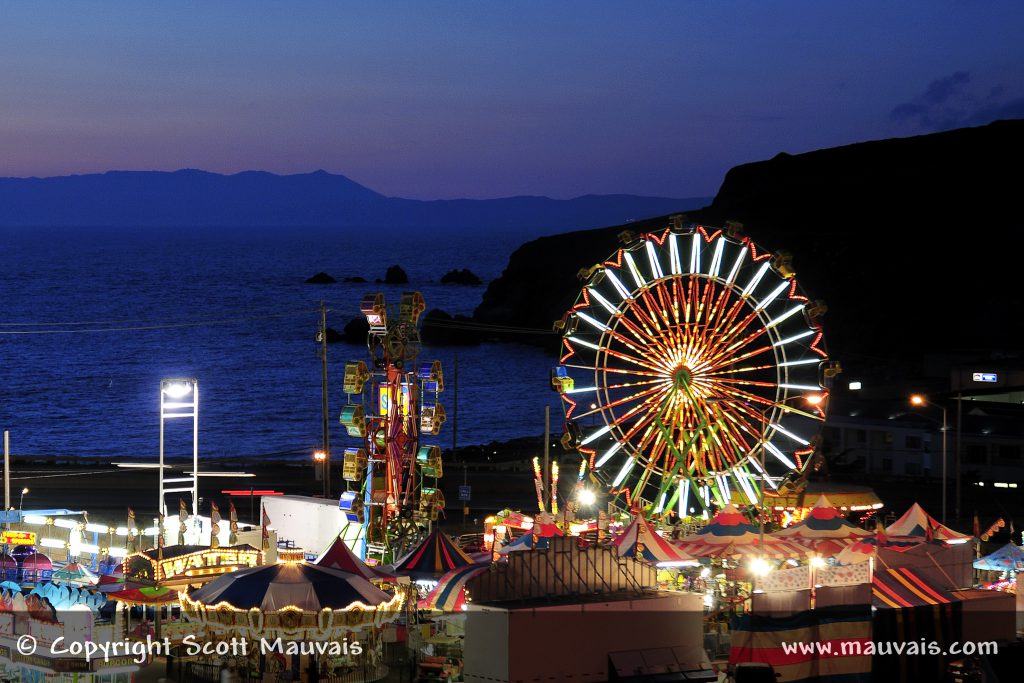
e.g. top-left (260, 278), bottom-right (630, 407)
top-left (0, 226), bottom-right (562, 461)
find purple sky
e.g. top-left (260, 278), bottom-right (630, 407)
top-left (1, 2), bottom-right (1020, 199)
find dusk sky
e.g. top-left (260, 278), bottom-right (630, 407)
top-left (1, 2), bottom-right (1021, 199)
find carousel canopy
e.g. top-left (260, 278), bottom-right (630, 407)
top-left (51, 562), bottom-right (99, 586)
top-left (771, 495), bottom-right (871, 555)
top-left (614, 514), bottom-right (695, 565)
top-left (391, 528), bottom-right (474, 579)
top-left (187, 562), bottom-right (393, 611)
top-left (886, 503), bottom-right (971, 543)
top-left (974, 543), bottom-right (1024, 572)
top-left (314, 535), bottom-right (394, 581)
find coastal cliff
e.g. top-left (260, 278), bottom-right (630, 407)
top-left (473, 120), bottom-right (1024, 370)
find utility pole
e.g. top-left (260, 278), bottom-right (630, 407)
top-left (3, 431), bottom-right (9, 514)
top-left (543, 406), bottom-right (550, 508)
top-left (454, 355), bottom-right (464, 526)
top-left (319, 301), bottom-right (331, 498)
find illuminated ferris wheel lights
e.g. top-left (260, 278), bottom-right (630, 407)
top-left (726, 249), bottom-right (745, 285)
top-left (611, 458), bottom-right (635, 487)
top-left (587, 287), bottom-right (620, 315)
top-left (699, 485), bottom-right (710, 507)
top-left (603, 269), bottom-right (632, 300)
top-left (580, 424), bottom-right (612, 446)
top-left (690, 233), bottom-right (702, 273)
top-left (768, 423), bottom-right (810, 446)
top-left (654, 491), bottom-right (667, 514)
top-left (717, 474), bottom-right (731, 503)
top-left (778, 358), bottom-right (819, 368)
top-left (564, 386), bottom-right (598, 395)
top-left (778, 383), bottom-right (822, 392)
top-left (668, 234), bottom-right (682, 274)
top-left (645, 240), bottom-right (664, 279)
top-left (765, 305), bottom-right (806, 329)
top-left (595, 442), bottom-right (623, 468)
top-left (624, 251), bottom-right (646, 289)
top-left (747, 453), bottom-right (766, 474)
top-left (576, 310), bottom-right (609, 332)
top-left (754, 280), bottom-right (792, 312)
top-left (735, 471), bottom-right (759, 504)
top-left (708, 237), bottom-right (726, 277)
top-left (678, 479), bottom-right (690, 516)
top-left (772, 329), bottom-right (816, 347)
top-left (565, 335), bottom-right (601, 351)
top-left (764, 441), bottom-right (798, 469)
top-left (805, 393), bottom-right (825, 406)
top-left (741, 261), bottom-right (772, 297)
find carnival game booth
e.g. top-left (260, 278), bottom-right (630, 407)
top-left (179, 549), bottom-right (403, 682)
top-left (462, 536), bottom-right (712, 683)
top-left (0, 581), bottom-right (140, 683)
top-left (112, 544), bottom-right (262, 643)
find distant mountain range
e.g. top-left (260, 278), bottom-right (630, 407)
top-left (0, 168), bottom-right (709, 232)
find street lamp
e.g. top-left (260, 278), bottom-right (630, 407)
top-left (18, 488), bottom-right (28, 520)
top-left (910, 394), bottom-right (948, 524)
top-left (313, 450), bottom-right (327, 496)
top-left (160, 378), bottom-right (199, 533)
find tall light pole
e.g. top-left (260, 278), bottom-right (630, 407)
top-left (160, 378), bottom-right (199, 535)
top-left (18, 488), bottom-right (28, 521)
top-left (911, 394), bottom-right (948, 524)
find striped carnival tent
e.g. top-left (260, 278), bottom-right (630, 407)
top-left (872, 566), bottom-right (954, 608)
top-left (834, 524), bottom-right (919, 565)
top-left (391, 528), bottom-right (475, 580)
top-left (675, 505), bottom-right (811, 560)
top-left (771, 495), bottom-right (871, 556)
top-left (314, 535), bottom-right (394, 581)
top-left (417, 563), bottom-right (491, 611)
top-left (886, 503), bottom-right (972, 543)
top-left (729, 605), bottom-right (873, 683)
top-left (613, 514), bottom-right (696, 566)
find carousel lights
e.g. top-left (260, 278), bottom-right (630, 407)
top-left (85, 523), bottom-right (110, 534)
top-left (578, 489), bottom-right (597, 506)
top-left (810, 556), bottom-right (827, 569)
top-left (39, 538), bottom-right (66, 549)
top-left (22, 515), bottom-right (47, 525)
top-left (53, 518), bottom-right (80, 530)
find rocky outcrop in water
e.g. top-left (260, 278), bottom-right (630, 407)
top-left (305, 272), bottom-right (336, 284)
top-left (421, 309), bottom-right (481, 346)
top-left (383, 265), bottom-right (408, 284)
top-left (440, 269), bottom-right (483, 285)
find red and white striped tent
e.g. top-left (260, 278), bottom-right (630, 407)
top-left (613, 514), bottom-right (696, 566)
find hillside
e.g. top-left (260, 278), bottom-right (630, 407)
top-left (0, 168), bottom-right (706, 232)
top-left (473, 120), bottom-right (1024, 376)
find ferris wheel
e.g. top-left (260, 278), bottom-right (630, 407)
top-left (552, 221), bottom-right (837, 517)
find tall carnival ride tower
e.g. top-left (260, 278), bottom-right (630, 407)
top-left (339, 292), bottom-right (445, 563)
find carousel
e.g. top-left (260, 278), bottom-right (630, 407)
top-left (179, 548), bottom-right (404, 682)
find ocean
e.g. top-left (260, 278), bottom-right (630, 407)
top-left (0, 226), bottom-right (563, 462)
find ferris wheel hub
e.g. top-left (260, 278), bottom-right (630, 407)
top-left (671, 366), bottom-right (693, 390)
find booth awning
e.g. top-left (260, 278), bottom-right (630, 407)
top-left (872, 567), bottom-right (954, 608)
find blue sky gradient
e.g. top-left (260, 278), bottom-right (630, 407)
top-left (0, 2), bottom-right (1020, 198)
